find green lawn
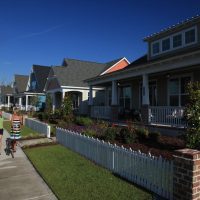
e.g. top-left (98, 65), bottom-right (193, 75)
top-left (24, 145), bottom-right (152, 200)
top-left (3, 120), bottom-right (40, 138)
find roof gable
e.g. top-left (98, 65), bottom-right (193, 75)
top-left (14, 74), bottom-right (29, 93)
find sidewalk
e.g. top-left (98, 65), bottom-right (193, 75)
top-left (0, 129), bottom-right (57, 200)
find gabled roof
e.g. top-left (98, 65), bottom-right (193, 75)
top-left (14, 74), bottom-right (29, 93)
top-left (53, 59), bottom-right (106, 87)
top-left (144, 15), bottom-right (200, 42)
top-left (0, 85), bottom-right (13, 95)
top-left (32, 65), bottom-right (51, 92)
top-left (50, 58), bottom-right (128, 87)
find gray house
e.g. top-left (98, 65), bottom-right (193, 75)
top-left (45, 57), bottom-right (129, 114)
top-left (86, 15), bottom-right (200, 131)
top-left (0, 85), bottom-right (14, 109)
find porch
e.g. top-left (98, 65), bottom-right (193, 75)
top-left (91, 105), bottom-right (186, 128)
top-left (87, 58), bottom-right (200, 129)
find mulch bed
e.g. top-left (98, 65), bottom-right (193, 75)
top-left (38, 119), bottom-right (186, 160)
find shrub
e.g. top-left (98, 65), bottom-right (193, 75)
top-left (185, 82), bottom-right (200, 149)
top-left (136, 128), bottom-right (149, 140)
top-left (119, 127), bottom-right (137, 144)
top-left (60, 95), bottom-right (73, 122)
top-left (104, 127), bottom-right (118, 142)
top-left (82, 129), bottom-right (96, 137)
top-left (149, 131), bottom-right (161, 141)
top-left (75, 117), bottom-right (93, 126)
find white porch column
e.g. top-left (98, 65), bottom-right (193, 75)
top-left (88, 85), bottom-right (93, 106)
top-left (52, 93), bottom-right (56, 113)
top-left (19, 97), bottom-right (22, 108)
top-left (62, 91), bottom-right (65, 100)
top-left (142, 74), bottom-right (150, 105)
top-left (7, 96), bottom-right (10, 108)
top-left (111, 80), bottom-right (118, 105)
top-left (25, 95), bottom-right (28, 111)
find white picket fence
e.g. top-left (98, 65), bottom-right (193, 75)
top-left (25, 118), bottom-right (51, 138)
top-left (2, 111), bottom-right (12, 120)
top-left (56, 128), bottom-right (173, 199)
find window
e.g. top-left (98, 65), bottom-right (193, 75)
top-left (162, 38), bottom-right (170, 51)
top-left (119, 86), bottom-right (131, 109)
top-left (31, 81), bottom-right (36, 90)
top-left (152, 42), bottom-right (160, 54)
top-left (151, 26), bottom-right (197, 57)
top-left (185, 29), bottom-right (195, 44)
top-left (173, 34), bottom-right (182, 48)
top-left (168, 76), bottom-right (191, 106)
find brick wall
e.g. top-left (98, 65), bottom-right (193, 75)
top-left (173, 149), bottom-right (200, 200)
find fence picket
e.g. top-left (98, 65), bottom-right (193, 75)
top-left (56, 128), bottom-right (173, 199)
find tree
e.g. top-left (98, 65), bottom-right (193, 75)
top-left (60, 95), bottom-right (73, 122)
top-left (45, 94), bottom-right (52, 115)
top-left (185, 82), bottom-right (200, 149)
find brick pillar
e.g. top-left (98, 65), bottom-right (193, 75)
top-left (111, 106), bottom-right (118, 121)
top-left (173, 149), bottom-right (200, 200)
top-left (141, 104), bottom-right (149, 125)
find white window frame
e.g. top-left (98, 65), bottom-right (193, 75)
top-left (151, 26), bottom-right (197, 56)
top-left (167, 73), bottom-right (193, 106)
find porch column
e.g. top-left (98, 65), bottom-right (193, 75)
top-left (111, 80), bottom-right (118, 121)
top-left (19, 97), bottom-right (22, 107)
top-left (62, 91), bottom-right (65, 100)
top-left (111, 80), bottom-right (118, 105)
top-left (7, 96), bottom-right (10, 108)
top-left (88, 85), bottom-right (93, 106)
top-left (141, 74), bottom-right (150, 124)
top-left (25, 95), bottom-right (28, 111)
top-left (52, 93), bottom-right (56, 113)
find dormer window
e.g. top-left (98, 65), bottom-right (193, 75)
top-left (151, 26), bottom-right (197, 57)
top-left (152, 42), bottom-right (160, 54)
top-left (162, 38), bottom-right (170, 51)
top-left (173, 34), bottom-right (182, 48)
top-left (185, 29), bottom-right (195, 44)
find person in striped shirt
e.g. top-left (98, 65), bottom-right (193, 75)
top-left (10, 109), bottom-right (22, 152)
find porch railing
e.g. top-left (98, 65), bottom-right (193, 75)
top-left (91, 106), bottom-right (111, 120)
top-left (149, 106), bottom-right (186, 128)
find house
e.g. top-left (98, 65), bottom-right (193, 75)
top-left (25, 64), bottom-right (51, 111)
top-left (0, 85), bottom-right (14, 109)
top-left (44, 57), bottom-right (129, 114)
top-left (13, 74), bottom-right (29, 110)
top-left (86, 15), bottom-right (200, 131)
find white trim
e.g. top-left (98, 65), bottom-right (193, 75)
top-left (151, 26), bottom-right (197, 57)
top-left (60, 85), bottom-right (103, 90)
top-left (100, 57), bottom-right (130, 75)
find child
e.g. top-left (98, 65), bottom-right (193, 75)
top-left (10, 109), bottom-right (22, 152)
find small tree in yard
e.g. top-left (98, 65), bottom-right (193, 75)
top-left (60, 95), bottom-right (73, 122)
top-left (185, 82), bottom-right (200, 149)
top-left (45, 94), bottom-right (53, 117)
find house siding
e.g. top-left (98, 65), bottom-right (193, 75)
top-left (105, 60), bottom-right (129, 74)
top-left (131, 79), bottom-right (140, 110)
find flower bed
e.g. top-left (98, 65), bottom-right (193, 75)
top-left (35, 114), bottom-right (186, 160)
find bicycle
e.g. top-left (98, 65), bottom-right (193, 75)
top-left (5, 138), bottom-right (15, 158)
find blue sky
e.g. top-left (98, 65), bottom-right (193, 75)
top-left (0, 0), bottom-right (200, 84)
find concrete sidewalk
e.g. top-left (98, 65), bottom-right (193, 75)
top-left (0, 129), bottom-right (57, 200)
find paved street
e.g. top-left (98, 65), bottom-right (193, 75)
top-left (0, 129), bottom-right (57, 200)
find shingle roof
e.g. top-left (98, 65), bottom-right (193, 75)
top-left (14, 74), bottom-right (29, 93)
top-left (52, 58), bottom-right (124, 87)
top-left (32, 65), bottom-right (51, 92)
top-left (144, 15), bottom-right (200, 41)
top-left (0, 85), bottom-right (13, 95)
